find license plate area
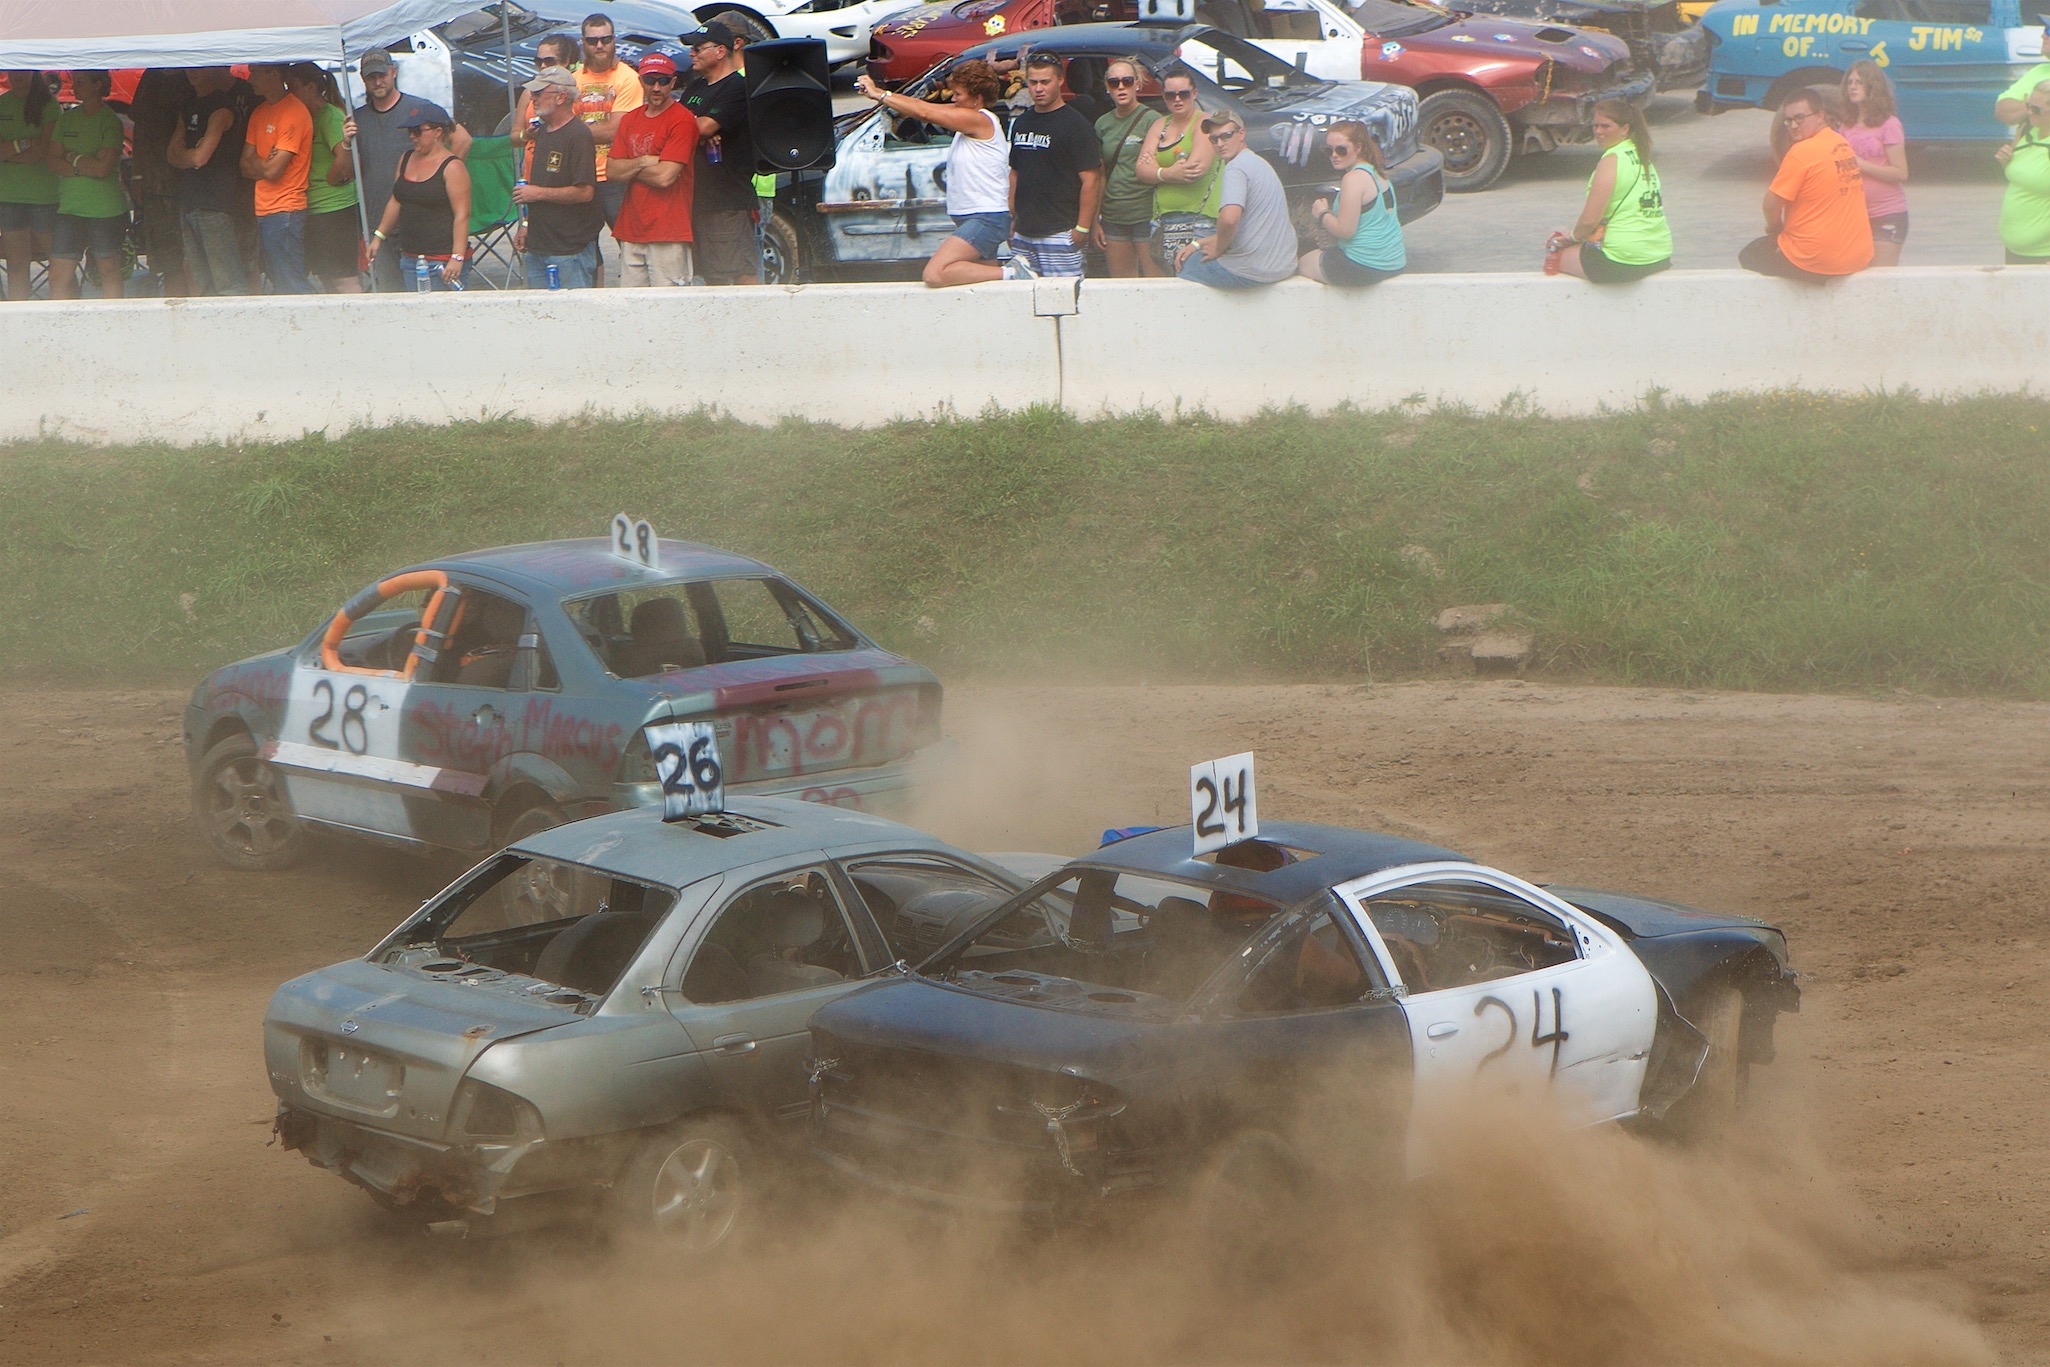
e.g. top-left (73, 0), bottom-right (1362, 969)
top-left (303, 1038), bottom-right (405, 1117)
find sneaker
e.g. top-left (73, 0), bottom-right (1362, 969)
top-left (1002, 253), bottom-right (1037, 280)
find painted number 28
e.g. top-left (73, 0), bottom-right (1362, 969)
top-left (612, 513), bottom-right (656, 568)
top-left (308, 679), bottom-right (370, 754)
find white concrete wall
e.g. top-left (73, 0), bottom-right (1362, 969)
top-left (3, 268), bottom-right (2044, 446)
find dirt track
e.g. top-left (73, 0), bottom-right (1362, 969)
top-left (2, 681), bottom-right (2045, 1365)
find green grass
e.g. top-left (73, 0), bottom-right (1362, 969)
top-left (5, 392), bottom-right (2050, 695)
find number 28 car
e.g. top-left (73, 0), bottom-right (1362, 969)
top-left (808, 822), bottom-right (1800, 1219)
top-left (185, 536), bottom-right (952, 870)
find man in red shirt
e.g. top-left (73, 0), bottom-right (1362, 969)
top-left (606, 50), bottom-right (699, 286)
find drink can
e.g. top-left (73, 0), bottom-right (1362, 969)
top-left (546, 262), bottom-right (561, 289)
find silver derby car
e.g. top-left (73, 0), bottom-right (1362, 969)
top-left (265, 796), bottom-right (1050, 1250)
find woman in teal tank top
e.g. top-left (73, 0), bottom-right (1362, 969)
top-left (1559, 99), bottom-right (1672, 284)
top-left (1299, 120), bottom-right (1405, 286)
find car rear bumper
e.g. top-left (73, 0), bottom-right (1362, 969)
top-left (274, 1104), bottom-right (523, 1214)
top-left (615, 735), bottom-right (960, 818)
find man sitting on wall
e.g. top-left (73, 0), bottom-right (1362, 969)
top-left (1738, 86), bottom-right (1872, 281)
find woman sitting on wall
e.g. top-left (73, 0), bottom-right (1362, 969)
top-left (1298, 120), bottom-right (1404, 286)
top-left (1554, 98), bottom-right (1672, 284)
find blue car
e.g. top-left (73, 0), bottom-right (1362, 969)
top-left (185, 536), bottom-right (953, 869)
top-left (1696, 0), bottom-right (2050, 140)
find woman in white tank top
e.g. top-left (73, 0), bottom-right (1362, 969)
top-left (856, 61), bottom-right (1013, 287)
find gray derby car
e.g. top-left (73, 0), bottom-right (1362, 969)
top-left (265, 796), bottom-right (1051, 1251)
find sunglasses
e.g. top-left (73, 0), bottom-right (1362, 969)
top-left (644, 72), bottom-right (675, 84)
top-left (1163, 87), bottom-right (1193, 99)
top-left (583, 33), bottom-right (614, 43)
top-left (1105, 75), bottom-right (1137, 87)
top-left (2030, 103), bottom-right (2050, 115)
top-left (1207, 128), bottom-right (1240, 143)
top-left (1327, 144), bottom-right (1354, 157)
top-left (535, 55), bottom-right (561, 67)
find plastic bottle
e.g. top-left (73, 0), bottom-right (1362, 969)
top-left (546, 263), bottom-right (561, 290)
top-left (706, 134), bottom-right (721, 165)
top-left (1543, 232), bottom-right (1567, 276)
top-left (415, 257), bottom-right (432, 292)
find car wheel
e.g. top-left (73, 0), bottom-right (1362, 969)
top-left (496, 801), bottom-right (583, 916)
top-left (702, 8), bottom-right (774, 44)
top-left (194, 733), bottom-right (308, 871)
top-left (1187, 1131), bottom-right (1303, 1286)
top-left (611, 1119), bottom-right (752, 1255)
top-left (761, 208), bottom-right (803, 285)
top-left (1670, 983), bottom-right (1748, 1140)
top-left (1417, 89), bottom-right (1513, 194)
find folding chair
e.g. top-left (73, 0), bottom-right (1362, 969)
top-left (465, 136), bottom-right (524, 289)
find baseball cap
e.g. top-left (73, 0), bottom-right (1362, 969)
top-left (637, 50), bottom-right (678, 78)
top-left (678, 20), bottom-right (736, 49)
top-left (522, 65), bottom-right (579, 94)
top-left (399, 99), bottom-right (453, 129)
top-left (358, 47), bottom-right (395, 74)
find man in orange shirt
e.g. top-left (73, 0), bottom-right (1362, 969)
top-left (1739, 87), bottom-right (1873, 281)
top-left (239, 63), bottom-right (315, 292)
top-left (576, 11), bottom-right (644, 285)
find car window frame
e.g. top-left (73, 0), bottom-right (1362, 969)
top-left (1192, 893), bottom-right (1397, 1020)
top-left (558, 572), bottom-right (866, 679)
top-left (672, 862), bottom-right (882, 1004)
top-left (832, 850), bottom-right (1023, 965)
top-left (1332, 864), bottom-right (1594, 1000)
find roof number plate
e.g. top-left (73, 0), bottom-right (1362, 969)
top-left (611, 512), bottom-right (657, 569)
top-left (647, 720), bottom-right (725, 820)
top-left (1190, 751), bottom-right (1258, 856)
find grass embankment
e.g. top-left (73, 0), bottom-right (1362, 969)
top-left (3, 394), bottom-right (2048, 694)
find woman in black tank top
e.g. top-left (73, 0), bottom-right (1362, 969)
top-left (366, 114), bottom-right (471, 288)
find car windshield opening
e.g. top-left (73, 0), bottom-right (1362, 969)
top-left (565, 576), bottom-right (859, 679)
top-left (1344, 0), bottom-right (1455, 37)
top-left (1180, 32), bottom-right (1327, 102)
top-left (931, 869), bottom-right (1287, 1013)
top-left (384, 854), bottom-right (677, 1001)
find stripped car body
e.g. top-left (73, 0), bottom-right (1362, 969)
top-left (809, 822), bottom-right (1798, 1218)
top-left (267, 798), bottom-right (1043, 1242)
top-left (185, 538), bottom-right (951, 869)
top-left (1452, 0), bottom-right (1710, 91)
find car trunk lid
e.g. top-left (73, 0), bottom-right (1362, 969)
top-left (264, 959), bottom-right (579, 1142)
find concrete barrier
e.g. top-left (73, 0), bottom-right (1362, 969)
top-left (2, 268), bottom-right (2044, 445)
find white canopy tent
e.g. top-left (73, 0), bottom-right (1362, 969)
top-left (0, 1), bottom-right (485, 69)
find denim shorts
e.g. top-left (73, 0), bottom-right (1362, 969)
top-left (1100, 217), bottom-right (1155, 242)
top-left (1318, 246), bottom-right (1403, 286)
top-left (51, 212), bottom-right (127, 262)
top-left (1870, 212), bottom-right (1909, 246)
top-left (0, 199), bottom-right (57, 235)
top-left (950, 211), bottom-right (1010, 259)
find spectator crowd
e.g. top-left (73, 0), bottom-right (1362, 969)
top-left (2, 25), bottom-right (2049, 301)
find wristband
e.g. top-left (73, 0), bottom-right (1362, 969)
top-left (448, 253), bottom-right (465, 262)
top-left (1074, 224), bottom-right (1090, 233)
top-left (373, 229), bottom-right (386, 240)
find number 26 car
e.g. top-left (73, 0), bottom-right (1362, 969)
top-left (808, 821), bottom-right (1800, 1222)
top-left (185, 534), bottom-right (953, 870)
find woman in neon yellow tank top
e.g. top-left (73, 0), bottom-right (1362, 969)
top-left (1557, 98), bottom-right (1672, 284)
top-left (1136, 64), bottom-right (1222, 274)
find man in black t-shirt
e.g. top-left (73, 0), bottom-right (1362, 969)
top-left (513, 67), bottom-right (604, 287)
top-left (680, 21), bottom-right (760, 285)
top-left (1004, 52), bottom-right (1102, 279)
top-left (167, 67), bottom-right (256, 295)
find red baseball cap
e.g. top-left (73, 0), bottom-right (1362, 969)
top-left (637, 50), bottom-right (678, 78)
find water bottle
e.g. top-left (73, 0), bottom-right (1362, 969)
top-left (546, 263), bottom-right (561, 290)
top-left (1543, 231), bottom-right (1567, 276)
top-left (706, 134), bottom-right (721, 166)
top-left (415, 257), bottom-right (431, 293)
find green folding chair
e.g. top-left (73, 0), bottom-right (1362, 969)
top-left (466, 136), bottom-right (524, 289)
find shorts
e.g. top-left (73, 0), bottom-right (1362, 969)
top-left (694, 206), bottom-right (761, 285)
top-left (1100, 217), bottom-right (1155, 242)
top-left (949, 210), bottom-right (1010, 259)
top-left (596, 177), bottom-right (630, 230)
top-left (1319, 246), bottom-right (1402, 286)
top-left (1579, 240), bottom-right (1671, 284)
top-left (1869, 212), bottom-right (1909, 246)
top-left (0, 199), bottom-right (56, 235)
top-left (617, 238), bottom-right (694, 287)
top-left (1156, 210), bottom-right (1215, 259)
top-left (306, 206), bottom-right (362, 279)
top-left (1009, 231), bottom-right (1085, 278)
top-left (51, 212), bottom-right (127, 262)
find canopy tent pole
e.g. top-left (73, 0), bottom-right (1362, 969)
top-left (339, 35), bottom-right (380, 289)
top-left (502, 3), bottom-right (517, 134)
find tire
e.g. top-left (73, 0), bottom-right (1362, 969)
top-left (702, 8), bottom-right (774, 44)
top-left (1669, 983), bottom-right (1747, 1141)
top-left (495, 801), bottom-right (581, 920)
top-left (761, 208), bottom-right (803, 285)
top-left (610, 1118), bottom-right (753, 1255)
top-left (193, 733), bottom-right (308, 871)
top-left (498, 799), bottom-right (565, 847)
top-left (1186, 1131), bottom-right (1304, 1286)
top-left (1417, 88), bottom-right (1513, 194)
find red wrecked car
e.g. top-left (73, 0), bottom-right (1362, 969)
top-left (868, 0), bottom-right (1644, 192)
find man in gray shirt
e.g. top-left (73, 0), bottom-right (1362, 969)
top-left (1173, 112), bottom-right (1298, 289)
top-left (342, 48), bottom-right (471, 291)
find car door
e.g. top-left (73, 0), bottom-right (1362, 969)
top-left (1333, 868), bottom-right (1656, 1176)
top-left (818, 109), bottom-right (954, 268)
top-left (664, 863), bottom-right (881, 1134)
top-left (1244, 0), bottom-right (1367, 81)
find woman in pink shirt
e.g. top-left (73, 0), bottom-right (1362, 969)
top-left (1841, 61), bottom-right (1909, 265)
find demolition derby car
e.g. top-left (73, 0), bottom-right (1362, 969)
top-left (186, 529), bottom-right (951, 869)
top-left (266, 797), bottom-right (1056, 1245)
top-left (809, 820), bottom-right (1800, 1219)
